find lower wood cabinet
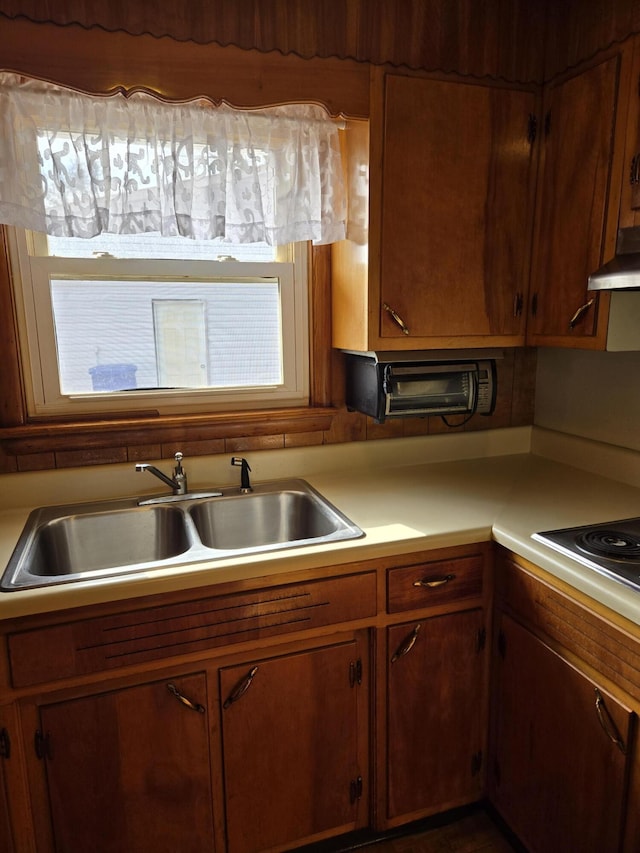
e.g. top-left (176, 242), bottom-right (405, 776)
top-left (29, 672), bottom-right (215, 853)
top-left (0, 746), bottom-right (14, 853)
top-left (220, 636), bottom-right (369, 853)
top-left (385, 609), bottom-right (486, 824)
top-left (491, 607), bottom-right (634, 853)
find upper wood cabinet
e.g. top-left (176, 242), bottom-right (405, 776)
top-left (617, 35), bottom-right (640, 231)
top-left (332, 70), bottom-right (538, 351)
top-left (527, 49), bottom-right (631, 348)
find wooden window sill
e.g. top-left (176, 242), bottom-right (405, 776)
top-left (0, 407), bottom-right (337, 457)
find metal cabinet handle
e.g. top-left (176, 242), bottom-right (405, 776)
top-left (595, 688), bottom-right (626, 754)
top-left (413, 573), bottom-right (455, 589)
top-left (391, 624), bottom-right (421, 663)
top-left (383, 302), bottom-right (410, 335)
top-left (223, 665), bottom-right (259, 709)
top-left (631, 153), bottom-right (640, 185)
top-left (513, 292), bottom-right (523, 317)
top-left (167, 682), bottom-right (205, 714)
top-left (568, 298), bottom-right (594, 329)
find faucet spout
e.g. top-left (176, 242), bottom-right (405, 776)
top-left (136, 452), bottom-right (188, 496)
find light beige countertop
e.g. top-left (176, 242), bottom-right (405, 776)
top-left (1, 426), bottom-right (640, 626)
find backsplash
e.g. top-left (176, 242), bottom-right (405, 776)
top-left (0, 348), bottom-right (536, 474)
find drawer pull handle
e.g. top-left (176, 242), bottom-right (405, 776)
top-left (595, 688), bottom-right (626, 754)
top-left (223, 665), bottom-right (259, 709)
top-left (383, 302), bottom-right (410, 335)
top-left (413, 573), bottom-right (455, 589)
top-left (391, 624), bottom-right (421, 663)
top-left (167, 682), bottom-right (205, 714)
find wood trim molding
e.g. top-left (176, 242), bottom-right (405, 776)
top-left (0, 233), bottom-right (337, 458)
top-left (0, 16), bottom-right (370, 118)
top-left (0, 407), bottom-right (337, 456)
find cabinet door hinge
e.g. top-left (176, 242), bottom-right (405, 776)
top-left (476, 627), bottom-right (487, 653)
top-left (349, 775), bottom-right (363, 804)
top-left (527, 113), bottom-right (537, 144)
top-left (497, 630), bottom-right (507, 659)
top-left (493, 758), bottom-right (501, 786)
top-left (530, 292), bottom-right (538, 317)
top-left (471, 750), bottom-right (483, 776)
top-left (544, 109), bottom-right (552, 137)
top-left (0, 728), bottom-right (10, 759)
top-left (349, 659), bottom-right (363, 688)
top-left (34, 729), bottom-right (51, 761)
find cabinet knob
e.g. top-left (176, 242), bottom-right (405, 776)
top-left (382, 302), bottom-right (410, 335)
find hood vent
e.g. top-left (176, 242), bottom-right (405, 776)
top-left (588, 227), bottom-right (640, 290)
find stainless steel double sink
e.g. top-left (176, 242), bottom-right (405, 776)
top-left (1, 479), bottom-right (364, 591)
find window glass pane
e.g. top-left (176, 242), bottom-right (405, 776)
top-left (50, 278), bottom-right (283, 394)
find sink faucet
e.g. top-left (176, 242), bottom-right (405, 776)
top-left (231, 456), bottom-right (253, 493)
top-left (136, 451), bottom-right (188, 496)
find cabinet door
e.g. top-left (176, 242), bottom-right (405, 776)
top-left (528, 55), bottom-right (619, 344)
top-left (386, 609), bottom-right (485, 824)
top-left (38, 673), bottom-right (214, 853)
top-left (379, 75), bottom-right (536, 341)
top-left (491, 614), bottom-right (632, 853)
top-left (0, 747), bottom-right (14, 853)
top-left (220, 638), bottom-right (368, 853)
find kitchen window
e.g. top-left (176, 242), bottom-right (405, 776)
top-left (0, 73), bottom-right (345, 425)
top-left (8, 228), bottom-right (309, 417)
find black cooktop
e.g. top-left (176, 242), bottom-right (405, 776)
top-left (532, 517), bottom-right (640, 592)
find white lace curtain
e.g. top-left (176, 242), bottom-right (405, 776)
top-left (0, 72), bottom-right (346, 245)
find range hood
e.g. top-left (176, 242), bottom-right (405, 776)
top-left (588, 227), bottom-right (640, 290)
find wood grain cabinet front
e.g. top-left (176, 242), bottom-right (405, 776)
top-left (24, 672), bottom-right (215, 853)
top-left (219, 634), bottom-right (369, 853)
top-left (0, 740), bottom-right (14, 853)
top-left (332, 70), bottom-right (538, 351)
top-left (527, 49), bottom-right (629, 349)
top-left (490, 612), bottom-right (633, 853)
top-left (384, 609), bottom-right (486, 826)
top-left (387, 553), bottom-right (484, 613)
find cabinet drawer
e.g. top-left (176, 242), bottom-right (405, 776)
top-left (387, 554), bottom-right (483, 613)
top-left (8, 572), bottom-right (377, 687)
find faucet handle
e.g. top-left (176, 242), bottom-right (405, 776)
top-left (174, 451), bottom-right (184, 473)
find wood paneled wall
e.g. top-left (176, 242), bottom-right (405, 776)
top-left (0, 0), bottom-right (547, 83)
top-left (546, 0), bottom-right (640, 79)
top-left (0, 348), bottom-right (537, 474)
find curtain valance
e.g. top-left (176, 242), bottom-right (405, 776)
top-left (0, 73), bottom-right (346, 245)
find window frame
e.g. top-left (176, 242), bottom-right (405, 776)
top-left (7, 228), bottom-right (310, 419)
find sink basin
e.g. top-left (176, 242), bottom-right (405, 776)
top-left (190, 485), bottom-right (359, 551)
top-left (3, 503), bottom-right (191, 587)
top-left (1, 480), bottom-right (364, 590)
top-left (27, 505), bottom-right (190, 576)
